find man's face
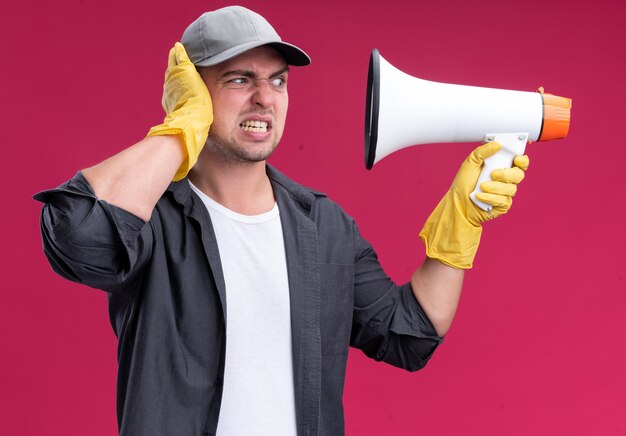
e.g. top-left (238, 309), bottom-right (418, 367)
top-left (198, 46), bottom-right (289, 163)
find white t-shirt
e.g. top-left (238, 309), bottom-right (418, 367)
top-left (189, 182), bottom-right (297, 436)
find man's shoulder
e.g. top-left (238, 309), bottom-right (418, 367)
top-left (267, 165), bottom-right (353, 223)
top-left (267, 164), bottom-right (326, 199)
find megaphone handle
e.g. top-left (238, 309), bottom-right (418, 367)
top-left (469, 133), bottom-right (529, 211)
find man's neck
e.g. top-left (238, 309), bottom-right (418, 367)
top-left (189, 153), bottom-right (275, 216)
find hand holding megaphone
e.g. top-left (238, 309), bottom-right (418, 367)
top-left (418, 141), bottom-right (529, 269)
top-left (457, 141), bottom-right (529, 222)
top-left (364, 49), bottom-right (571, 211)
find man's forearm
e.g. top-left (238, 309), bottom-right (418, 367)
top-left (82, 135), bottom-right (185, 221)
top-left (410, 257), bottom-right (464, 337)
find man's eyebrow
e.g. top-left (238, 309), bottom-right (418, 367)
top-left (220, 69), bottom-right (256, 79)
top-left (270, 66), bottom-right (290, 78)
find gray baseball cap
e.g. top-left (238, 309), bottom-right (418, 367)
top-left (180, 6), bottom-right (311, 67)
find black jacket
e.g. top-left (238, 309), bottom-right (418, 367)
top-left (35, 165), bottom-right (442, 436)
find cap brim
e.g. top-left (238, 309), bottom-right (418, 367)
top-left (192, 40), bottom-right (311, 67)
top-left (268, 41), bottom-right (311, 66)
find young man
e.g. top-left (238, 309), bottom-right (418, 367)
top-left (35, 6), bottom-right (528, 436)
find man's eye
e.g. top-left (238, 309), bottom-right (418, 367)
top-left (271, 78), bottom-right (286, 87)
top-left (230, 78), bottom-right (248, 85)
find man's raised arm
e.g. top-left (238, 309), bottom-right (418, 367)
top-left (410, 142), bottom-right (530, 336)
top-left (83, 43), bottom-right (212, 221)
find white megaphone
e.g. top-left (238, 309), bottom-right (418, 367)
top-left (364, 49), bottom-right (572, 210)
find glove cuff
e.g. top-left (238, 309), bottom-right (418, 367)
top-left (419, 192), bottom-right (483, 269)
top-left (146, 108), bottom-right (210, 182)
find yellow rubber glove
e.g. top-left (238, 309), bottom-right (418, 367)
top-left (419, 142), bottom-right (529, 269)
top-left (147, 42), bottom-right (213, 181)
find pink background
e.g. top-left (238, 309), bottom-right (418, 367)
top-left (3, 0), bottom-right (625, 434)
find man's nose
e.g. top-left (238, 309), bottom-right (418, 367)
top-left (251, 82), bottom-right (275, 107)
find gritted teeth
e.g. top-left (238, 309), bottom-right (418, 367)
top-left (239, 120), bottom-right (269, 132)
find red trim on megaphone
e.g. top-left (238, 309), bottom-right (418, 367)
top-left (539, 90), bottom-right (572, 141)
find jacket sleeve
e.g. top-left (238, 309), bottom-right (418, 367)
top-left (349, 221), bottom-right (443, 371)
top-left (33, 172), bottom-right (153, 293)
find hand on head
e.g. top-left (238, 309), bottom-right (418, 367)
top-left (146, 43), bottom-right (213, 181)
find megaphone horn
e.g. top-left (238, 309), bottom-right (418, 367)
top-left (364, 49), bottom-right (571, 210)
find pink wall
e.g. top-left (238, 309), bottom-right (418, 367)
top-left (3, 0), bottom-right (625, 434)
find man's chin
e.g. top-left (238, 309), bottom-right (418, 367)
top-left (225, 144), bottom-right (278, 164)
top-left (204, 134), bottom-right (280, 164)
